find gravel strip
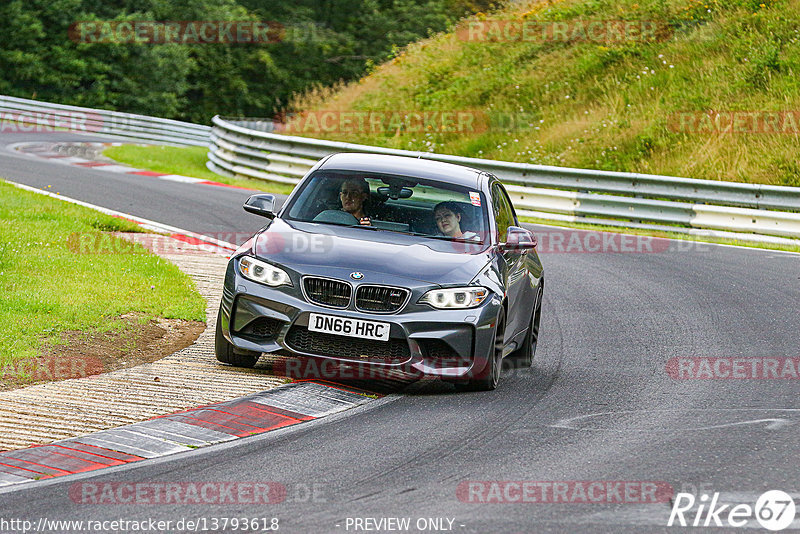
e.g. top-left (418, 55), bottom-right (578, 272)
top-left (0, 234), bottom-right (285, 451)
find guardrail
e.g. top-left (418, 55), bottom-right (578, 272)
top-left (0, 95), bottom-right (210, 146)
top-left (209, 116), bottom-right (800, 240)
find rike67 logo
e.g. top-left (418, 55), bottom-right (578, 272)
top-left (668, 490), bottom-right (796, 531)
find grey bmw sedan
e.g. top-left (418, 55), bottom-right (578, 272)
top-left (215, 153), bottom-right (544, 390)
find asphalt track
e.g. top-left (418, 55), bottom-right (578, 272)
top-left (1, 132), bottom-right (799, 533)
top-left (0, 133), bottom-right (264, 239)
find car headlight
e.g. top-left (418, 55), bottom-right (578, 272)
top-left (419, 287), bottom-right (489, 309)
top-left (238, 256), bottom-right (292, 287)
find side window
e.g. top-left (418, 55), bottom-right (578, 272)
top-left (491, 182), bottom-right (515, 242)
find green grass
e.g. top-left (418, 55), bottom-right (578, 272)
top-left (103, 145), bottom-right (297, 195)
top-left (289, 0), bottom-right (800, 186)
top-left (0, 180), bottom-right (207, 371)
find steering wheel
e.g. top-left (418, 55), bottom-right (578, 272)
top-left (313, 210), bottom-right (359, 225)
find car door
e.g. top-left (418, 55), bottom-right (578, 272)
top-left (490, 180), bottom-right (531, 341)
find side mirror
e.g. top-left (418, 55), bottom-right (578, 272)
top-left (499, 226), bottom-right (537, 251)
top-left (243, 194), bottom-right (276, 219)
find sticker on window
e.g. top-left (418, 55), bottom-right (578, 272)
top-left (469, 192), bottom-right (481, 206)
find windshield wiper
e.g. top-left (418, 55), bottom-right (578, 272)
top-left (304, 220), bottom-right (370, 229)
top-left (394, 230), bottom-right (484, 244)
top-left (348, 224), bottom-right (387, 231)
top-left (307, 220), bottom-right (484, 243)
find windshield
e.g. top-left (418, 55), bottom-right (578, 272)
top-left (283, 170), bottom-right (488, 243)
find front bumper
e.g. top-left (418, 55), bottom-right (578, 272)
top-left (219, 260), bottom-right (501, 380)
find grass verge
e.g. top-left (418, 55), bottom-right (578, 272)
top-left (0, 180), bottom-right (207, 378)
top-left (103, 145), bottom-right (297, 195)
top-left (288, 0), bottom-right (800, 186)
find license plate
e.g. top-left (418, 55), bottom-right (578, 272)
top-left (308, 313), bottom-right (390, 342)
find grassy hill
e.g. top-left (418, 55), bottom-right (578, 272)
top-left (288, 0), bottom-right (800, 186)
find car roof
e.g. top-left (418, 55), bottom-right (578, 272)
top-left (317, 152), bottom-right (484, 189)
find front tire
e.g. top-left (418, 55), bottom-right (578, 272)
top-left (456, 307), bottom-right (505, 391)
top-left (215, 309), bottom-right (260, 368)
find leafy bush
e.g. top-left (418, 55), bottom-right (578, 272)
top-left (0, 0), bottom-right (491, 122)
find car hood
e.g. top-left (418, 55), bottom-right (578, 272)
top-left (252, 219), bottom-right (491, 285)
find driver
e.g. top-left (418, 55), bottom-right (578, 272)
top-left (339, 177), bottom-right (371, 225)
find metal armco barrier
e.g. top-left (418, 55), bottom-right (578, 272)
top-left (5, 95), bottom-right (795, 240)
top-left (209, 115), bottom-right (800, 240)
top-left (0, 95), bottom-right (210, 146)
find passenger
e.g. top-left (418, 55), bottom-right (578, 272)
top-left (339, 177), bottom-right (371, 225)
top-left (433, 201), bottom-right (478, 240)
